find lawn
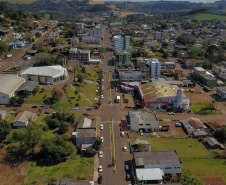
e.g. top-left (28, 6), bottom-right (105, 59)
top-left (196, 14), bottom-right (226, 21)
top-left (8, 113), bottom-right (16, 123)
top-left (64, 85), bottom-right (91, 107)
top-left (26, 155), bottom-right (93, 185)
top-left (76, 67), bottom-right (99, 82)
top-left (182, 159), bottom-right (226, 183)
top-left (24, 90), bottom-right (52, 105)
top-left (137, 137), bottom-right (213, 159)
top-left (74, 82), bottom-right (98, 105)
top-left (191, 102), bottom-right (218, 115)
top-left (0, 0), bottom-right (38, 4)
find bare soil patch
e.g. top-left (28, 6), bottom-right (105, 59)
top-left (202, 177), bottom-right (226, 185)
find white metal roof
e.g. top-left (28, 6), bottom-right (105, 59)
top-left (136, 168), bottom-right (163, 181)
top-left (0, 74), bottom-right (25, 95)
top-left (20, 65), bottom-right (67, 78)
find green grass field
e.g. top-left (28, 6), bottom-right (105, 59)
top-left (196, 14), bottom-right (226, 21)
top-left (0, 0), bottom-right (39, 4)
top-left (76, 67), bottom-right (99, 82)
top-left (24, 90), bottom-right (52, 105)
top-left (65, 85), bottom-right (91, 107)
top-left (191, 102), bottom-right (218, 115)
top-left (182, 159), bottom-right (226, 182)
top-left (26, 155), bottom-right (93, 184)
top-left (137, 137), bottom-right (213, 159)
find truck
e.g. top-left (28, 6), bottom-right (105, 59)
top-left (159, 125), bottom-right (170, 131)
top-left (116, 95), bottom-right (120, 103)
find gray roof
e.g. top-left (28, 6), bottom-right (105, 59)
top-left (217, 86), bottom-right (226, 93)
top-left (16, 81), bottom-right (38, 92)
top-left (136, 168), bottom-right (163, 181)
top-left (206, 137), bottom-right (219, 147)
top-left (77, 118), bottom-right (96, 128)
top-left (129, 111), bottom-right (158, 122)
top-left (194, 67), bottom-right (205, 71)
top-left (134, 151), bottom-right (181, 166)
top-left (77, 128), bottom-right (96, 138)
top-left (0, 74), bottom-right (25, 95)
top-left (119, 70), bottom-right (142, 76)
top-left (0, 110), bottom-right (6, 116)
top-left (20, 65), bottom-right (67, 78)
top-left (200, 74), bottom-right (216, 80)
top-left (12, 111), bottom-right (35, 123)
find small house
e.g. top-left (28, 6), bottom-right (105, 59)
top-left (12, 111), bottom-right (36, 127)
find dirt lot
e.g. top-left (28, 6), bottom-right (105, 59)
top-left (202, 177), bottom-right (226, 185)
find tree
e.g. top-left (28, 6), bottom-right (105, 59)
top-left (47, 119), bottom-right (60, 129)
top-left (112, 157), bottom-right (116, 166)
top-left (93, 137), bottom-right (102, 151)
top-left (67, 114), bottom-right (75, 123)
top-left (78, 74), bottom-right (83, 83)
top-left (17, 97), bottom-right (24, 104)
top-left (74, 90), bottom-right (79, 95)
top-left (19, 122), bottom-right (43, 153)
top-left (51, 89), bottom-right (63, 101)
top-left (59, 122), bottom-right (69, 134)
top-left (0, 120), bottom-right (11, 142)
top-left (215, 126), bottom-right (226, 144)
top-left (10, 97), bottom-right (17, 105)
top-left (38, 108), bottom-right (42, 114)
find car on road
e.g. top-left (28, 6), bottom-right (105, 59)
top-left (44, 111), bottom-right (50, 114)
top-left (126, 173), bottom-right (131, 181)
top-left (99, 151), bottom-right (103, 158)
top-left (100, 137), bottom-right (104, 143)
top-left (84, 113), bottom-right (89, 116)
top-left (42, 106), bottom-right (49, 109)
top-left (100, 124), bottom-right (103, 130)
top-left (101, 95), bottom-right (104, 99)
top-left (125, 164), bottom-right (129, 171)
top-left (52, 112), bottom-right (56, 114)
top-left (98, 165), bottom-right (103, 173)
top-left (124, 99), bottom-right (129, 103)
top-left (120, 131), bottom-right (125, 137)
top-left (73, 107), bottom-right (78, 110)
top-left (175, 122), bottom-right (182, 127)
top-left (168, 112), bottom-right (175, 115)
top-left (115, 87), bottom-right (118, 91)
top-left (98, 176), bottom-right (102, 184)
top-left (87, 108), bottom-right (92, 111)
top-left (123, 146), bottom-right (127, 152)
top-left (31, 105), bottom-right (38, 108)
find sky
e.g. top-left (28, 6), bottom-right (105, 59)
top-left (94, 0), bottom-right (219, 3)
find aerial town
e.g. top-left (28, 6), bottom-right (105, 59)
top-left (0, 1), bottom-right (225, 185)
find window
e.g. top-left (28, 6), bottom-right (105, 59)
top-left (139, 124), bottom-right (143, 126)
top-left (146, 124), bottom-right (150, 126)
top-left (165, 167), bottom-right (172, 169)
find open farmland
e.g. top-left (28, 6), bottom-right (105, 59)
top-left (196, 14), bottom-right (226, 21)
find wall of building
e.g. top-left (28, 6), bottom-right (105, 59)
top-left (144, 163), bottom-right (182, 174)
top-left (130, 117), bottom-right (140, 132)
top-left (0, 92), bottom-right (10, 104)
top-left (12, 121), bottom-right (28, 127)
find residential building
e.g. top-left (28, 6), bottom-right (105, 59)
top-left (69, 48), bottom-right (90, 62)
top-left (139, 64), bottom-right (150, 77)
top-left (193, 67), bottom-right (206, 76)
top-left (12, 111), bottom-right (36, 127)
top-left (127, 111), bottom-right (159, 132)
top-left (214, 62), bottom-right (226, 81)
top-left (161, 62), bottom-right (176, 69)
top-left (90, 24), bottom-right (102, 38)
top-left (154, 32), bottom-right (163, 41)
top-left (119, 68), bottom-right (143, 82)
top-left (139, 82), bottom-right (190, 110)
top-left (82, 36), bottom-right (101, 45)
top-left (133, 151), bottom-right (182, 182)
top-left (20, 65), bottom-right (68, 85)
top-left (12, 33), bottom-right (21, 39)
top-left (206, 137), bottom-right (225, 150)
top-left (140, 24), bottom-right (148, 30)
top-left (216, 86), bottom-right (226, 99)
top-left (0, 75), bottom-right (25, 104)
top-left (0, 110), bottom-right (6, 120)
top-left (199, 74), bottom-right (217, 87)
top-left (113, 35), bottom-right (130, 50)
top-left (116, 50), bottom-right (131, 66)
top-left (149, 58), bottom-right (161, 77)
top-left (75, 23), bottom-right (85, 30)
top-left (183, 59), bottom-right (204, 69)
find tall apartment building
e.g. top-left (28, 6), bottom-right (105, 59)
top-left (113, 35), bottom-right (130, 50)
top-left (90, 24), bottom-right (102, 38)
top-left (116, 50), bottom-right (131, 67)
top-left (149, 58), bottom-right (161, 77)
top-left (69, 48), bottom-right (90, 62)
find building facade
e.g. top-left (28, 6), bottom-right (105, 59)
top-left (149, 58), bottom-right (161, 77)
top-left (90, 24), bottom-right (102, 38)
top-left (113, 35), bottom-right (130, 50)
top-left (116, 50), bottom-right (131, 66)
top-left (69, 48), bottom-right (90, 62)
top-left (119, 68), bottom-right (143, 82)
top-left (216, 86), bottom-right (226, 99)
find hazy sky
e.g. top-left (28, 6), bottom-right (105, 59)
top-left (94, 0), bottom-right (218, 3)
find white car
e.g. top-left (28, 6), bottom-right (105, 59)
top-left (125, 164), bottom-right (129, 171)
top-left (100, 124), bottom-right (103, 130)
top-left (120, 131), bottom-right (125, 137)
top-left (123, 146), bottom-right (127, 152)
top-left (73, 107), bottom-right (78, 110)
top-left (99, 151), bottom-right (103, 158)
top-left (98, 165), bottom-right (103, 172)
top-left (100, 137), bottom-right (104, 143)
top-left (168, 112), bottom-right (175, 115)
top-left (101, 95), bottom-right (104, 99)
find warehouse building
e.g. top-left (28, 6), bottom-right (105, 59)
top-left (0, 75), bottom-right (25, 104)
top-left (138, 82), bottom-right (190, 110)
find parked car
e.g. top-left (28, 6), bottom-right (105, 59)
top-left (140, 130), bottom-right (143, 136)
top-left (42, 106), bottom-right (49, 109)
top-left (44, 111), bottom-right (50, 114)
top-left (115, 87), bottom-right (118, 91)
top-left (98, 176), bottom-right (102, 184)
top-left (101, 95), bottom-right (104, 99)
top-left (87, 108), bottom-right (92, 111)
top-left (124, 99), bottom-right (129, 103)
top-left (126, 173), bottom-right (131, 181)
top-left (99, 151), bottom-right (103, 158)
top-left (120, 131), bottom-right (125, 137)
top-left (100, 137), bottom-right (104, 143)
top-left (125, 164), bottom-right (129, 171)
top-left (84, 113), bottom-right (89, 116)
top-left (168, 112), bottom-right (175, 115)
top-left (31, 105), bottom-right (38, 108)
top-left (100, 124), bottom-right (104, 130)
top-left (123, 146), bottom-right (127, 151)
top-left (98, 165), bottom-right (103, 172)
top-left (73, 107), bottom-right (78, 110)
top-left (175, 122), bottom-right (182, 127)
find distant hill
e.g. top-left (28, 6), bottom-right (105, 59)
top-left (0, 0), bottom-right (39, 4)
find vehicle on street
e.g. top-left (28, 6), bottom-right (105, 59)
top-left (168, 112), bottom-right (175, 115)
top-left (99, 151), bottom-right (103, 158)
top-left (31, 105), bottom-right (38, 108)
top-left (52, 112), bottom-right (56, 114)
top-left (126, 173), bottom-right (131, 181)
top-left (200, 91), bottom-right (203, 94)
top-left (100, 137), bottom-right (104, 143)
top-left (175, 122), bottom-right (182, 127)
top-left (98, 176), bottom-right (102, 184)
top-left (124, 99), bottom-right (129, 103)
top-left (159, 125), bottom-right (170, 131)
top-left (120, 131), bottom-right (125, 137)
top-left (101, 95), bottom-right (104, 99)
top-left (100, 124), bottom-right (103, 130)
top-left (87, 108), bottom-right (92, 110)
top-left (84, 113), bottom-right (89, 116)
top-left (41, 106), bottom-right (49, 109)
top-left (73, 107), bottom-right (78, 110)
top-left (44, 111), bottom-right (50, 114)
top-left (123, 146), bottom-right (127, 151)
top-left (120, 127), bottom-right (124, 131)
top-left (98, 165), bottom-right (102, 172)
top-left (115, 87), bottom-right (118, 91)
top-left (125, 164), bottom-right (129, 171)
